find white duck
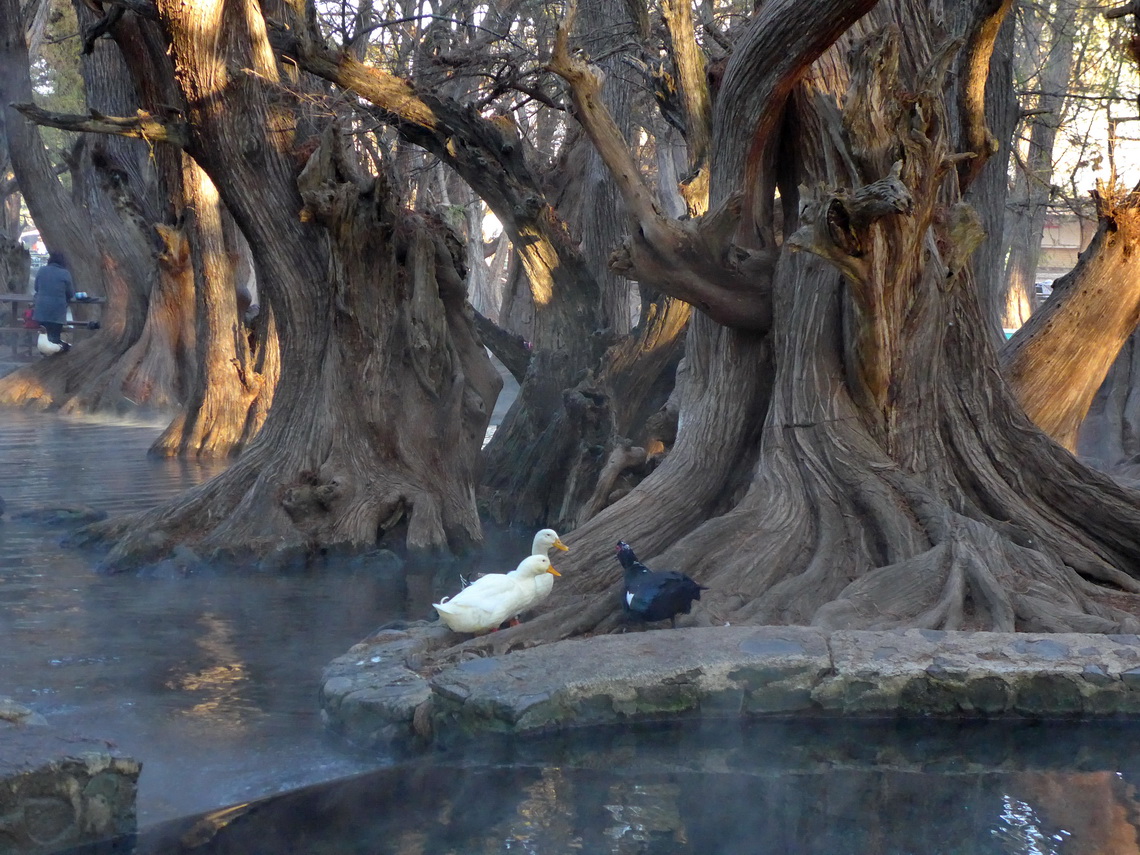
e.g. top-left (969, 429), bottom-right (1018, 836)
top-left (434, 555), bottom-right (561, 634)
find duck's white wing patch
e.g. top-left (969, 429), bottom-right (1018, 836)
top-left (625, 590), bottom-right (634, 606)
top-left (464, 573), bottom-right (515, 597)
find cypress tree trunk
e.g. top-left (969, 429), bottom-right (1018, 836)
top-left (444, 0), bottom-right (1140, 657)
top-left (77, 0), bottom-right (500, 571)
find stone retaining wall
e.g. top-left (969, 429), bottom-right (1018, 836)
top-left (320, 625), bottom-right (1140, 750)
top-left (0, 701), bottom-right (139, 855)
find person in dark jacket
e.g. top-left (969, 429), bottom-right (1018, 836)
top-left (33, 252), bottom-right (75, 352)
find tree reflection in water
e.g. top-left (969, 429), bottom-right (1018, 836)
top-left (66, 720), bottom-right (1140, 855)
top-left (602, 782), bottom-right (686, 852)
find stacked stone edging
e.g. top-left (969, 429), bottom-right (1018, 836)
top-left (0, 705), bottom-right (139, 855)
top-left (320, 625), bottom-right (1140, 749)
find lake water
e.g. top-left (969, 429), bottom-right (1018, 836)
top-left (63, 719), bottom-right (1140, 854)
top-left (8, 410), bottom-right (1140, 854)
top-left (0, 410), bottom-right (437, 824)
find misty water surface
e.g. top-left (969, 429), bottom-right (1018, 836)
top-left (0, 409), bottom-right (520, 825)
top-left (10, 410), bottom-right (1140, 855)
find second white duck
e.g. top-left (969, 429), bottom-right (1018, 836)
top-left (434, 555), bottom-right (561, 634)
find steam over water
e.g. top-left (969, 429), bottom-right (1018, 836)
top-left (0, 410), bottom-right (454, 824)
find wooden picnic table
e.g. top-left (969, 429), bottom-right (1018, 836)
top-left (0, 293), bottom-right (106, 357)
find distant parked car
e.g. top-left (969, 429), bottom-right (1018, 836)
top-left (1034, 281), bottom-right (1054, 298)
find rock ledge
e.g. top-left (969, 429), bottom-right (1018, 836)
top-left (320, 626), bottom-right (1140, 749)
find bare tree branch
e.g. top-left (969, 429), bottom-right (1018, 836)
top-left (81, 4), bottom-right (125, 54)
top-left (12, 104), bottom-right (188, 146)
top-left (1106, 1), bottom-right (1140, 21)
top-left (474, 309), bottom-right (531, 383)
top-left (548, 10), bottom-right (662, 225)
top-left (269, 23), bottom-right (605, 347)
top-left (549, 5), bottom-right (776, 330)
top-left (956, 0), bottom-right (1015, 190)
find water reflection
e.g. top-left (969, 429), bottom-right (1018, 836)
top-left (165, 613), bottom-right (251, 729)
top-left (0, 411), bottom-right (413, 824)
top-left (507, 768), bottom-right (579, 853)
top-left (602, 782), bottom-right (686, 852)
top-left (60, 721), bottom-right (1140, 855)
top-left (0, 409), bottom-right (558, 828)
top-left (1003, 772), bottom-right (1139, 855)
top-left (994, 794), bottom-right (1069, 855)
top-left (11, 411), bottom-right (1140, 854)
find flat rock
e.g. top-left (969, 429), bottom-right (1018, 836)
top-left (428, 626), bottom-right (828, 744)
top-left (319, 623), bottom-right (454, 749)
top-left (321, 625), bottom-right (1140, 750)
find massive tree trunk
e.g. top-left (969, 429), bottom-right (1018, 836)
top-left (80, 2), bottom-right (500, 571)
top-left (113, 9), bottom-right (278, 453)
top-left (150, 157), bottom-right (278, 457)
top-left (1, 0), bottom-right (275, 444)
top-left (439, 0), bottom-right (1140, 659)
top-left (484, 285), bottom-right (690, 531)
top-left (283, 28), bottom-right (693, 530)
top-left (5, 5), bottom-right (279, 451)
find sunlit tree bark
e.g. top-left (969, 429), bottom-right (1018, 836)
top-left (1004, 189), bottom-right (1140, 452)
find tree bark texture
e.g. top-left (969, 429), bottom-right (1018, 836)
top-left (0, 237), bottom-right (29, 292)
top-left (1003, 191), bottom-right (1140, 452)
top-left (150, 156), bottom-right (278, 458)
top-left (1079, 329), bottom-right (1140, 476)
top-left (569, 0), bottom-right (641, 336)
top-left (962, 1), bottom-right (1016, 336)
top-left (445, 0), bottom-right (1140, 662)
top-left (660, 0), bottom-right (712, 215)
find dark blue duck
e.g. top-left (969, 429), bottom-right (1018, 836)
top-left (615, 541), bottom-right (706, 628)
